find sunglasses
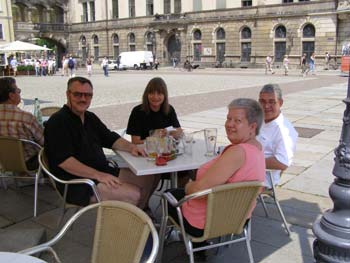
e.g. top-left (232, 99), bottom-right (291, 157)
top-left (69, 91), bottom-right (93, 99)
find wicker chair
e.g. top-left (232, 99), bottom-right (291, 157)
top-left (158, 181), bottom-right (264, 263)
top-left (38, 148), bottom-right (101, 225)
top-left (0, 136), bottom-right (42, 217)
top-left (40, 106), bottom-right (61, 117)
top-left (258, 170), bottom-right (291, 235)
top-left (19, 201), bottom-right (159, 263)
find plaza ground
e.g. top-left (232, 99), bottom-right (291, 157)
top-left (1, 67), bottom-right (348, 262)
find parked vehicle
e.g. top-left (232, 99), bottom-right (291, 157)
top-left (118, 51), bottom-right (154, 69)
top-left (108, 60), bottom-right (125, 70)
top-left (22, 58), bottom-right (35, 66)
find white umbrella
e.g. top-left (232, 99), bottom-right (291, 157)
top-left (0, 41), bottom-right (51, 52)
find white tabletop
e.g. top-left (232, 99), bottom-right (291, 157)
top-left (115, 139), bottom-right (214, 176)
top-left (0, 252), bottom-right (47, 263)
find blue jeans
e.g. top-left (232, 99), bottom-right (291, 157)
top-left (103, 66), bottom-right (108, 76)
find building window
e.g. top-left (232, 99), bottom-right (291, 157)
top-left (242, 0), bottom-right (252, 7)
top-left (241, 43), bottom-right (251, 62)
top-left (129, 33), bottom-right (136, 51)
top-left (112, 0), bottom-right (119, 19)
top-left (174, 0), bottom-right (181, 13)
top-left (93, 35), bottom-right (99, 45)
top-left (93, 35), bottom-right (99, 59)
top-left (164, 0), bottom-right (171, 14)
top-left (193, 44), bottom-right (202, 61)
top-left (193, 29), bottom-right (202, 41)
top-left (275, 25), bottom-right (286, 38)
top-left (193, 0), bottom-right (202, 11)
top-left (303, 24), bottom-right (315, 38)
top-left (216, 0), bottom-right (226, 9)
top-left (81, 36), bottom-right (86, 45)
top-left (82, 2), bottom-right (88, 22)
top-left (283, 0), bottom-right (293, 2)
top-left (0, 24), bottom-right (3, 40)
top-left (241, 27), bottom-right (251, 39)
top-left (216, 28), bottom-right (225, 40)
top-left (299, 0), bottom-right (310, 2)
top-left (275, 42), bottom-right (286, 62)
top-left (146, 32), bottom-right (154, 53)
top-left (113, 34), bottom-right (119, 59)
top-left (90, 1), bottom-right (95, 21)
top-left (129, 0), bottom-right (135, 17)
top-left (146, 0), bottom-right (153, 16)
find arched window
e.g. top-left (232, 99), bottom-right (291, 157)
top-left (193, 29), bottom-right (202, 40)
top-left (128, 33), bottom-right (136, 51)
top-left (303, 24), bottom-right (315, 38)
top-left (241, 27), bottom-right (251, 39)
top-left (112, 34), bottom-right (119, 59)
top-left (113, 34), bottom-right (119, 44)
top-left (216, 28), bottom-right (225, 40)
top-left (240, 27), bottom-right (251, 62)
top-left (275, 25), bottom-right (287, 38)
top-left (216, 28), bottom-right (225, 63)
top-left (93, 35), bottom-right (99, 44)
top-left (81, 36), bottom-right (86, 45)
top-left (146, 32), bottom-right (154, 53)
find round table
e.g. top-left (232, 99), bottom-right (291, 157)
top-left (0, 252), bottom-right (47, 263)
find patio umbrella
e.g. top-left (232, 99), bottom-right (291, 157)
top-left (0, 40), bottom-right (51, 52)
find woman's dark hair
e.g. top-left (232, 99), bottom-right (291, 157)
top-left (0, 77), bottom-right (16, 103)
top-left (141, 77), bottom-right (170, 114)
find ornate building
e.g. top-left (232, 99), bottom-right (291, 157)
top-left (0, 0), bottom-right (15, 44)
top-left (10, 0), bottom-right (350, 67)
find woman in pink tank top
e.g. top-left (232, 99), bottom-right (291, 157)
top-left (166, 98), bottom-right (266, 240)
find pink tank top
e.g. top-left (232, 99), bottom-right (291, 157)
top-left (182, 143), bottom-right (265, 229)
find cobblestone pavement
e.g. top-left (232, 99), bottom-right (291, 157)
top-left (16, 67), bottom-right (346, 131)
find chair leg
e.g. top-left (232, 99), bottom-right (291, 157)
top-left (258, 194), bottom-right (269, 217)
top-left (156, 198), bottom-right (168, 263)
top-left (0, 177), bottom-right (8, 190)
top-left (244, 223), bottom-right (255, 263)
top-left (273, 196), bottom-right (291, 236)
top-left (34, 170), bottom-right (40, 217)
top-left (187, 240), bottom-right (194, 263)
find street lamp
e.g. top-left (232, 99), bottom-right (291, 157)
top-left (312, 61), bottom-right (350, 261)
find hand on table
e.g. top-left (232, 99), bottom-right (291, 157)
top-left (130, 144), bottom-right (146, 157)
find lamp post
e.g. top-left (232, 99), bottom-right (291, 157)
top-left (312, 61), bottom-right (350, 261)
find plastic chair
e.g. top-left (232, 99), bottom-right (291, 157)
top-left (38, 148), bottom-right (101, 225)
top-left (158, 181), bottom-right (264, 263)
top-left (0, 136), bottom-right (42, 217)
top-left (40, 106), bottom-right (60, 117)
top-left (19, 201), bottom-right (159, 263)
top-left (258, 170), bottom-right (291, 236)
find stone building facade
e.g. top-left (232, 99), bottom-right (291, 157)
top-left (0, 0), bottom-right (15, 44)
top-left (10, 0), bottom-right (350, 68)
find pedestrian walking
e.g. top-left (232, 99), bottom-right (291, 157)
top-left (68, 56), bottom-right (75, 77)
top-left (35, 59), bottom-right (41, 77)
top-left (309, 52), bottom-right (316, 75)
top-left (283, 55), bottom-right (289, 76)
top-left (86, 57), bottom-right (92, 77)
top-left (300, 53), bottom-right (308, 77)
top-left (154, 58), bottom-right (159, 70)
top-left (10, 57), bottom-right (18, 77)
top-left (265, 55), bottom-right (275, 74)
top-left (324, 52), bottom-right (330, 70)
top-left (101, 57), bottom-right (109, 77)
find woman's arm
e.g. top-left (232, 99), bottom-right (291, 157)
top-left (185, 145), bottom-right (245, 195)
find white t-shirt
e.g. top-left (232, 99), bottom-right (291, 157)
top-left (257, 113), bottom-right (298, 188)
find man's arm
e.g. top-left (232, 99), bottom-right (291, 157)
top-left (265, 156), bottom-right (288, 171)
top-left (59, 157), bottom-right (122, 188)
top-left (112, 137), bottom-right (146, 157)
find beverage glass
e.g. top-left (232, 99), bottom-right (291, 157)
top-left (204, 128), bottom-right (217, 156)
top-left (145, 136), bottom-right (158, 161)
top-left (183, 132), bottom-right (194, 155)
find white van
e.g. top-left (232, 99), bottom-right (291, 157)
top-left (118, 51), bottom-right (154, 69)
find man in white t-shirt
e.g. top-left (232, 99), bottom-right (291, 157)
top-left (257, 84), bottom-right (298, 188)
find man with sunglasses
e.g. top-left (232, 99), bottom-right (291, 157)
top-left (44, 77), bottom-right (155, 209)
top-left (0, 77), bottom-right (44, 170)
top-left (257, 83), bottom-right (298, 188)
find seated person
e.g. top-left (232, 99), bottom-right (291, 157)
top-left (44, 77), bottom-right (155, 209)
top-left (257, 84), bottom-right (298, 188)
top-left (167, 98), bottom-right (266, 239)
top-left (126, 77), bottom-right (182, 143)
top-left (0, 77), bottom-right (44, 170)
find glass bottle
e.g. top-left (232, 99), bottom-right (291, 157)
top-left (33, 98), bottom-right (43, 126)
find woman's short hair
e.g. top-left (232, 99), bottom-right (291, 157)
top-left (228, 98), bottom-right (264, 135)
top-left (141, 77), bottom-right (170, 114)
top-left (0, 77), bottom-right (16, 103)
top-left (259, 83), bottom-right (283, 100)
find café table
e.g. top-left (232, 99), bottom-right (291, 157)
top-left (114, 138), bottom-right (215, 187)
top-left (0, 252), bottom-right (47, 263)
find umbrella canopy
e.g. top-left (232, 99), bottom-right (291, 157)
top-left (0, 41), bottom-right (51, 52)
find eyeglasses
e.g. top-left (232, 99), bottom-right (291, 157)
top-left (11, 88), bottom-right (21, 94)
top-left (69, 91), bottom-right (93, 99)
top-left (259, 99), bottom-right (277, 105)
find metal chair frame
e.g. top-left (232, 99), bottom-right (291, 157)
top-left (19, 201), bottom-right (159, 263)
top-left (40, 106), bottom-right (61, 117)
top-left (0, 136), bottom-right (42, 217)
top-left (158, 181), bottom-right (263, 263)
top-left (38, 148), bottom-right (101, 225)
top-left (258, 170), bottom-right (291, 236)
